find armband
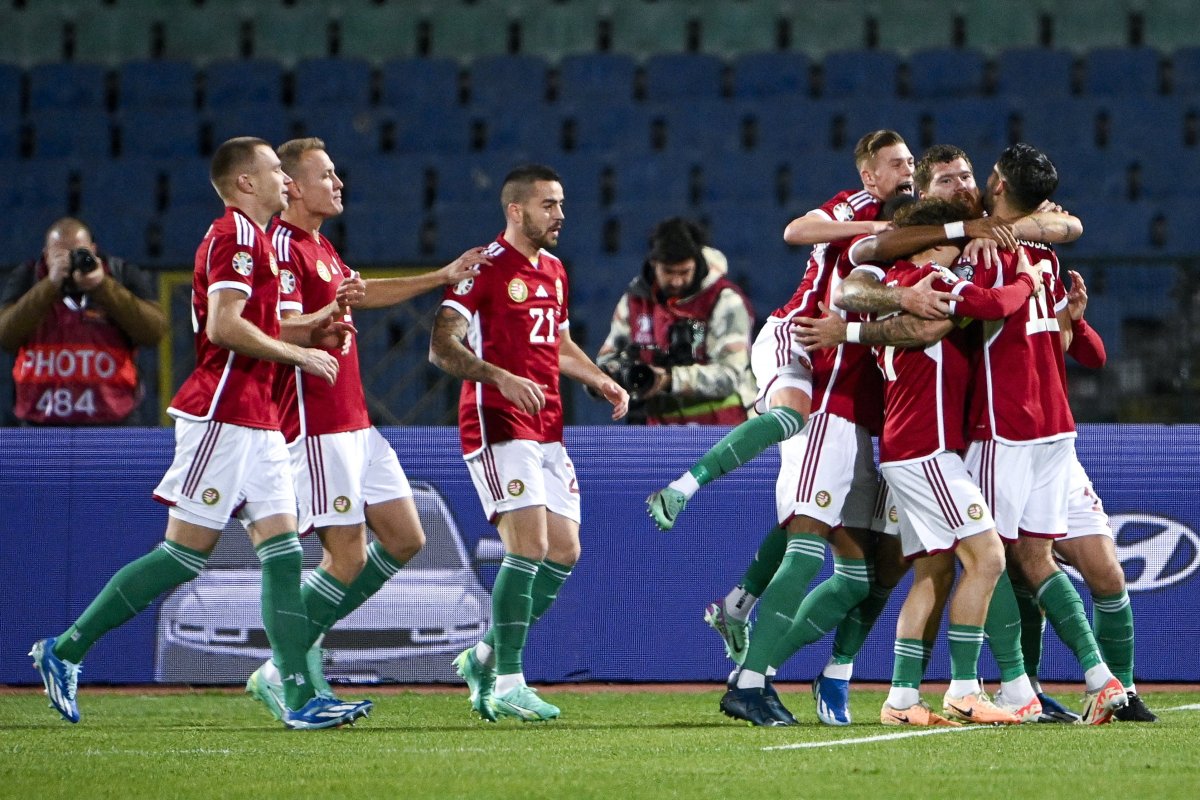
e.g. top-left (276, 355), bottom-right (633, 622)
top-left (845, 322), bottom-right (862, 343)
top-left (943, 221), bottom-right (966, 239)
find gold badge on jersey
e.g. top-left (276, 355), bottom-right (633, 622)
top-left (888, 506), bottom-right (899, 523)
top-left (231, 251), bottom-right (253, 277)
top-left (967, 503), bottom-right (984, 521)
top-left (268, 252), bottom-right (279, 276)
top-left (316, 260), bottom-right (331, 282)
top-left (555, 278), bottom-right (564, 305)
top-left (508, 278), bottom-right (528, 303)
top-left (815, 490), bottom-right (832, 508)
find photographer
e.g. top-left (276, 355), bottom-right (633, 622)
top-left (597, 217), bottom-right (755, 425)
top-left (0, 217), bottom-right (167, 425)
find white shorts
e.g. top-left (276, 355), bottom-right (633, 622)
top-left (466, 439), bottom-right (581, 525)
top-left (290, 426), bottom-right (413, 534)
top-left (874, 477), bottom-right (901, 537)
top-left (1061, 453), bottom-right (1112, 541)
top-left (153, 419), bottom-right (296, 531)
top-left (964, 437), bottom-right (1073, 540)
top-left (775, 412), bottom-right (883, 531)
top-left (882, 452), bottom-right (995, 559)
top-left (750, 317), bottom-right (813, 414)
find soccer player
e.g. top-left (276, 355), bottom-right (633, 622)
top-left (30, 137), bottom-right (369, 729)
top-left (243, 137), bottom-right (489, 720)
top-left (430, 164), bottom-right (628, 722)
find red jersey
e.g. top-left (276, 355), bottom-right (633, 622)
top-left (771, 189), bottom-right (882, 322)
top-left (877, 260), bottom-right (1037, 465)
top-left (168, 206), bottom-right (281, 429)
top-left (966, 241), bottom-right (1075, 444)
top-left (269, 219), bottom-right (369, 442)
top-left (442, 235), bottom-right (568, 456)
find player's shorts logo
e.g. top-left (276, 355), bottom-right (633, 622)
top-left (832, 202), bottom-right (854, 221)
top-left (279, 270), bottom-right (296, 294)
top-left (453, 277), bottom-right (474, 295)
top-left (333, 496), bottom-right (351, 513)
top-left (888, 506), bottom-right (899, 523)
top-left (555, 278), bottom-right (564, 305)
top-left (507, 479), bottom-right (525, 497)
top-left (201, 487), bottom-right (220, 505)
top-left (507, 278), bottom-right (528, 303)
top-left (316, 260), bottom-right (331, 282)
top-left (815, 490), bottom-right (832, 508)
top-left (231, 251), bottom-right (253, 276)
top-left (967, 503), bottom-right (984, 521)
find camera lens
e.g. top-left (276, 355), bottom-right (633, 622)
top-left (70, 248), bottom-right (99, 274)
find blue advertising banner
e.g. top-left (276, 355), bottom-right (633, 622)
top-left (2, 425), bottom-right (1197, 686)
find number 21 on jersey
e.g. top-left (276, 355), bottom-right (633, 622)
top-left (529, 307), bottom-right (557, 343)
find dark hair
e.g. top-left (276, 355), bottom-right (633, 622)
top-left (853, 129), bottom-right (907, 172)
top-left (995, 142), bottom-right (1058, 213)
top-left (914, 143), bottom-right (972, 194)
top-left (500, 164), bottom-right (562, 208)
top-left (893, 197), bottom-right (973, 228)
top-left (648, 217), bottom-right (705, 265)
top-left (210, 136), bottom-right (272, 200)
top-left (879, 194), bottom-right (918, 222)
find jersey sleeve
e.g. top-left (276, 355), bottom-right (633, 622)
top-left (950, 273), bottom-right (1036, 320)
top-left (1067, 318), bottom-right (1107, 368)
top-left (274, 245), bottom-right (304, 315)
top-left (441, 268), bottom-right (486, 320)
top-left (206, 233), bottom-right (257, 297)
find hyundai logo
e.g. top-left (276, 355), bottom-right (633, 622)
top-left (1064, 514), bottom-right (1200, 593)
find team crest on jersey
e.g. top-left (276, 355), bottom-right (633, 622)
top-left (832, 202), bottom-right (855, 221)
top-left (316, 260), bottom-right (331, 282)
top-left (280, 270), bottom-right (296, 294)
top-left (453, 277), bottom-right (475, 295)
top-left (201, 487), bottom-right (220, 506)
top-left (508, 278), bottom-right (529, 303)
top-left (951, 260), bottom-right (974, 282)
top-left (231, 251), bottom-right (254, 277)
top-left (815, 490), bottom-right (832, 508)
top-left (269, 253), bottom-right (279, 276)
top-left (555, 278), bottom-right (564, 305)
top-left (967, 503), bottom-right (984, 521)
top-left (333, 496), bottom-right (351, 513)
top-left (888, 506), bottom-right (899, 523)
top-left (507, 479), bottom-right (525, 497)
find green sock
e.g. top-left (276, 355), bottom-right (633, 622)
top-left (484, 559), bottom-right (572, 650)
top-left (742, 533), bottom-right (825, 674)
top-left (771, 557), bottom-right (870, 667)
top-left (1037, 570), bottom-right (1103, 671)
top-left (985, 570), bottom-right (1027, 682)
top-left (329, 541), bottom-right (408, 637)
top-left (55, 540), bottom-right (207, 664)
top-left (1092, 590), bottom-right (1135, 687)
top-left (892, 638), bottom-right (928, 688)
top-left (300, 567), bottom-right (348, 648)
top-left (256, 533), bottom-right (314, 711)
top-left (1012, 580), bottom-right (1045, 679)
top-left (491, 554), bottom-right (539, 676)
top-left (690, 407), bottom-right (806, 486)
top-left (948, 624), bottom-right (985, 681)
top-left (831, 582), bottom-right (892, 664)
top-left (740, 526), bottom-right (787, 597)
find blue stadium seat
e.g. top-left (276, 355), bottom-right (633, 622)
top-left (557, 53), bottom-right (637, 105)
top-left (611, 153), bottom-right (696, 209)
top-left (160, 6), bottom-right (245, 64)
top-left (1017, 97), bottom-right (1101, 155)
top-left (652, 100), bottom-right (743, 155)
top-left (156, 201), bottom-right (222, 266)
top-left (392, 107), bottom-right (470, 155)
top-left (425, 154), bottom-right (510, 206)
top-left (84, 205), bottom-right (153, 265)
top-left (118, 60), bottom-right (196, 111)
top-left (1060, 199), bottom-right (1157, 257)
top-left (30, 109), bottom-right (112, 159)
top-left (552, 152), bottom-right (612, 209)
top-left (701, 151), bottom-right (795, 207)
top-left (1049, 0), bottom-right (1133, 52)
top-left (8, 159), bottom-right (74, 213)
top-left (1155, 203), bottom-right (1200, 257)
top-left (558, 101), bottom-right (650, 155)
top-left (835, 98), bottom-right (922, 150)
top-left (204, 59), bottom-right (283, 108)
top-left (514, 0), bottom-right (601, 62)
top-left (907, 47), bottom-right (987, 98)
top-left (551, 201), bottom-right (606, 268)
top-left (695, 0), bottom-right (784, 60)
top-left (250, 3), bottom-right (332, 65)
top-left (994, 47), bottom-right (1075, 99)
top-left (1172, 46), bottom-right (1200, 96)
top-left (337, 2), bottom-right (420, 63)
top-left (79, 158), bottom-right (162, 222)
top-left (3, 204), bottom-right (65, 259)
top-left (163, 156), bottom-right (216, 210)
top-left (731, 52), bottom-right (812, 100)
top-left (339, 204), bottom-right (420, 265)
top-left (701, 201), bottom-right (793, 266)
top-left (607, 0), bottom-right (689, 58)
top-left (120, 108), bottom-right (201, 159)
top-left (821, 50), bottom-right (901, 98)
top-left (429, 200), bottom-right (501, 261)
top-left (0, 65), bottom-right (22, 123)
top-left (1084, 46), bottom-right (1162, 96)
top-left (643, 53), bottom-right (725, 102)
top-left (751, 100), bottom-right (838, 157)
top-left (380, 57), bottom-right (460, 111)
top-left (874, 0), bottom-right (958, 54)
top-left (0, 116), bottom-right (18, 160)
top-left (475, 105), bottom-right (557, 156)
top-left (28, 63), bottom-right (108, 112)
top-left (207, 103), bottom-right (292, 153)
top-left (1100, 96), bottom-right (1186, 153)
top-left (72, 5), bottom-right (156, 65)
top-left (426, 2), bottom-right (511, 61)
top-left (960, 0), bottom-right (1041, 52)
top-left (468, 54), bottom-right (550, 109)
top-left (293, 57), bottom-right (374, 112)
top-left (342, 155), bottom-right (428, 216)
top-left (294, 108), bottom-right (384, 160)
top-left (787, 0), bottom-right (869, 57)
top-left (925, 98), bottom-right (1017, 160)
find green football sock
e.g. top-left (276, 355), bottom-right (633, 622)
top-left (892, 638), bottom-right (929, 688)
top-left (742, 533), bottom-right (825, 674)
top-left (300, 567), bottom-right (348, 647)
top-left (484, 559), bottom-right (572, 650)
top-left (948, 624), bottom-right (985, 681)
top-left (327, 541), bottom-right (408, 639)
top-left (690, 407), bottom-right (806, 486)
top-left (491, 554), bottom-right (539, 676)
top-left (55, 540), bottom-right (207, 664)
top-left (984, 570), bottom-right (1028, 682)
top-left (1037, 570), bottom-right (1103, 672)
top-left (1012, 580), bottom-right (1046, 679)
top-left (831, 582), bottom-right (892, 664)
top-left (740, 526), bottom-right (787, 598)
top-left (1092, 590), bottom-right (1135, 688)
top-left (257, 533), bottom-right (315, 711)
top-left (771, 557), bottom-right (870, 667)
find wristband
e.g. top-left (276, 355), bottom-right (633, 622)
top-left (944, 221), bottom-right (966, 239)
top-left (845, 322), bottom-right (862, 343)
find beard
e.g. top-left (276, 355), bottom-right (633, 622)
top-left (522, 213), bottom-right (560, 250)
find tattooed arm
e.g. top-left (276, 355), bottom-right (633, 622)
top-left (429, 306), bottom-right (548, 414)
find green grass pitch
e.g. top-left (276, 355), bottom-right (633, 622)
top-left (4, 686), bottom-right (1198, 800)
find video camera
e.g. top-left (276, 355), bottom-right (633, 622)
top-left (608, 318), bottom-right (705, 398)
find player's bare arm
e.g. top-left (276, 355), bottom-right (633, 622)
top-left (783, 212), bottom-right (891, 246)
top-left (358, 248), bottom-right (490, 309)
top-left (429, 306), bottom-right (547, 414)
top-left (835, 269), bottom-right (954, 319)
top-left (793, 300), bottom-right (953, 351)
top-left (558, 327), bottom-right (629, 420)
top-left (208, 289), bottom-right (339, 385)
top-left (279, 304), bottom-right (356, 351)
top-left (1012, 201), bottom-right (1083, 244)
top-left (862, 216), bottom-right (1017, 263)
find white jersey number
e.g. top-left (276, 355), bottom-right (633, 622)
top-left (529, 308), bottom-right (558, 344)
top-left (1025, 259), bottom-right (1059, 336)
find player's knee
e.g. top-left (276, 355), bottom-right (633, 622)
top-left (1084, 564), bottom-right (1126, 597)
top-left (377, 525), bottom-right (425, 563)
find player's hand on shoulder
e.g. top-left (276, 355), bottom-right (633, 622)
top-left (965, 216), bottom-right (1017, 251)
top-left (297, 347), bottom-right (340, 386)
top-left (961, 238), bottom-right (1000, 271)
top-left (440, 247), bottom-right (490, 285)
top-left (497, 372), bottom-right (547, 414)
top-left (901, 271), bottom-right (954, 320)
top-left (1015, 247), bottom-right (1043, 294)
